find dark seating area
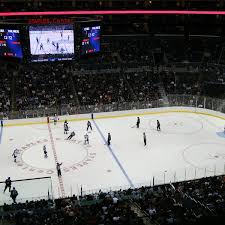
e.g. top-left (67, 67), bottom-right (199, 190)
top-left (1, 175), bottom-right (224, 225)
top-left (73, 72), bottom-right (134, 106)
top-left (15, 64), bottom-right (75, 111)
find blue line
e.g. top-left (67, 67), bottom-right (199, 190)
top-left (93, 120), bottom-right (134, 187)
top-left (0, 126), bottom-right (3, 144)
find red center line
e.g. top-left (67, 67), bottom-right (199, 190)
top-left (47, 123), bottom-right (65, 198)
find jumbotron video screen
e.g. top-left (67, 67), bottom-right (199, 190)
top-left (29, 25), bottom-right (74, 62)
top-left (0, 28), bottom-right (23, 59)
top-left (81, 25), bottom-right (101, 55)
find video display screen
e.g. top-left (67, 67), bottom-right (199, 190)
top-left (81, 25), bottom-right (100, 55)
top-left (29, 25), bottom-right (74, 62)
top-left (0, 28), bottom-right (23, 59)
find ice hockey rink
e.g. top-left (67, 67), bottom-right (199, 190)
top-left (0, 107), bottom-right (225, 205)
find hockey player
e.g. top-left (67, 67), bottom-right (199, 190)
top-left (43, 145), bottom-right (48, 158)
top-left (40, 43), bottom-right (44, 50)
top-left (107, 133), bottom-right (111, 145)
top-left (10, 187), bottom-right (18, 203)
top-left (53, 114), bottom-right (58, 125)
top-left (56, 162), bottom-right (62, 176)
top-left (143, 132), bottom-right (147, 146)
top-left (84, 133), bottom-right (89, 145)
top-left (56, 42), bottom-right (59, 52)
top-left (67, 131), bottom-right (75, 140)
top-left (12, 149), bottom-right (19, 163)
top-left (136, 117), bottom-right (140, 128)
top-left (157, 120), bottom-right (161, 131)
top-left (4, 177), bottom-right (12, 193)
top-left (87, 121), bottom-right (92, 131)
top-left (64, 120), bottom-right (69, 134)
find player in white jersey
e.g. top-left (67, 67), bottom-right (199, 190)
top-left (53, 114), bottom-right (58, 125)
top-left (12, 149), bottom-right (19, 163)
top-left (84, 134), bottom-right (89, 145)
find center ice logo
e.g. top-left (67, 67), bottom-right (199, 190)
top-left (16, 138), bottom-right (96, 175)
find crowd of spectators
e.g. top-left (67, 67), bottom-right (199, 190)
top-left (15, 64), bottom-right (76, 111)
top-left (74, 72), bottom-right (133, 106)
top-left (133, 176), bottom-right (225, 225)
top-left (161, 71), bottom-right (202, 96)
top-left (117, 38), bottom-right (154, 65)
top-left (125, 71), bottom-right (161, 102)
top-left (0, 63), bottom-right (15, 118)
top-left (2, 193), bottom-right (144, 225)
top-left (1, 175), bottom-right (224, 225)
top-left (0, 35), bottom-right (225, 118)
top-left (72, 68), bottom-right (163, 108)
top-left (160, 66), bottom-right (225, 98)
top-left (1, 62), bottom-right (225, 117)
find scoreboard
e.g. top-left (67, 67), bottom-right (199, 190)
top-left (0, 19), bottom-right (101, 62)
top-left (81, 25), bottom-right (101, 55)
top-left (0, 29), bottom-right (23, 59)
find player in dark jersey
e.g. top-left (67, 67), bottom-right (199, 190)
top-left (56, 162), bottom-right (62, 176)
top-left (136, 117), bottom-right (140, 128)
top-left (67, 131), bottom-right (75, 140)
top-left (87, 121), bottom-right (92, 131)
top-left (157, 120), bottom-right (161, 131)
top-left (4, 177), bottom-right (12, 193)
top-left (64, 120), bottom-right (69, 134)
top-left (56, 43), bottom-right (59, 52)
top-left (143, 132), bottom-right (147, 146)
top-left (43, 145), bottom-right (48, 158)
top-left (40, 43), bottom-right (44, 50)
top-left (107, 133), bottom-right (111, 145)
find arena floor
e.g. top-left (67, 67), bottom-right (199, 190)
top-left (0, 107), bottom-right (225, 205)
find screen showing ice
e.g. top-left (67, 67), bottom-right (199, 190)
top-left (29, 25), bottom-right (74, 62)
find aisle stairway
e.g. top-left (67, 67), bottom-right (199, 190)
top-left (158, 82), bottom-right (169, 106)
top-left (130, 200), bottom-right (158, 225)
